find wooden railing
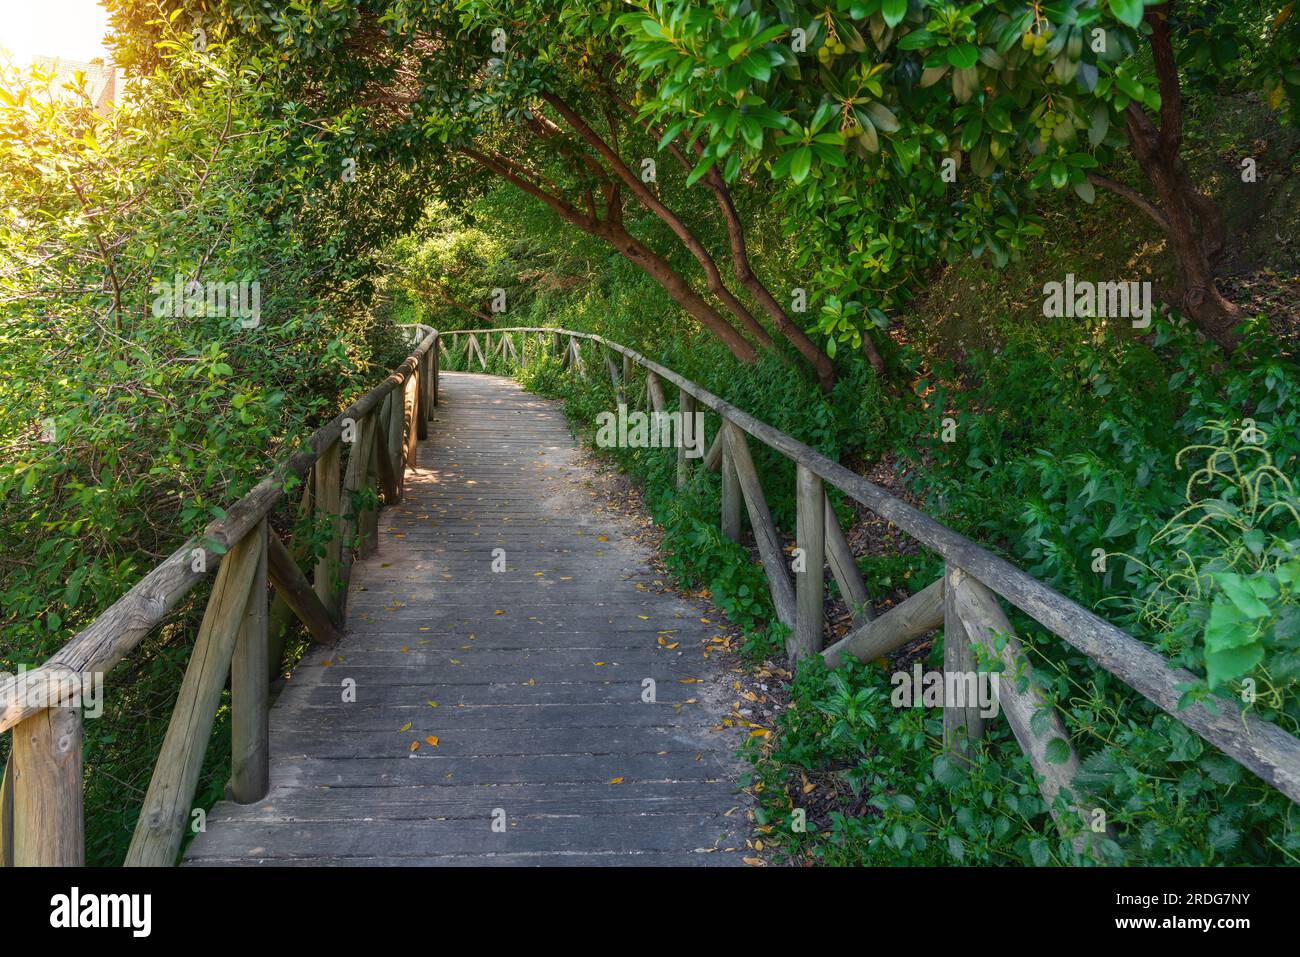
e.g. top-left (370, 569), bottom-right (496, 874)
top-left (0, 324), bottom-right (440, 866)
top-left (441, 326), bottom-right (1300, 834)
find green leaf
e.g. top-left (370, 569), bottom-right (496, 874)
top-left (1205, 641), bottom-right (1264, 689)
top-left (946, 45), bottom-right (979, 69)
top-left (1213, 572), bottom-right (1272, 619)
top-left (896, 29), bottom-right (935, 50)
top-left (1045, 737), bottom-right (1072, 764)
top-left (1109, 0), bottom-right (1146, 29)
top-left (882, 0), bottom-right (908, 29)
top-left (685, 154), bottom-right (717, 187)
top-left (864, 101), bottom-right (900, 133)
top-left (789, 146), bottom-right (812, 183)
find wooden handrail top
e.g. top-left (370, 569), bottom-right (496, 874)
top-left (441, 326), bottom-right (1300, 802)
top-left (0, 325), bottom-right (439, 735)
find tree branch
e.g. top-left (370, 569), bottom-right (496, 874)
top-left (1086, 173), bottom-right (1170, 232)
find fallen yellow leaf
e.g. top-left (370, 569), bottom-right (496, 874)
top-left (425, 736), bottom-right (439, 747)
top-left (409, 741), bottom-right (420, 752)
top-left (609, 776), bottom-right (624, 785)
top-left (399, 722), bottom-right (412, 732)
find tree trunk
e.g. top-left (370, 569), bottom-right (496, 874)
top-left (701, 167), bottom-right (845, 390)
top-left (460, 146), bottom-right (758, 363)
top-left (1120, 4), bottom-right (1242, 350)
top-left (592, 217), bottom-right (760, 362)
top-left (541, 93), bottom-right (776, 352)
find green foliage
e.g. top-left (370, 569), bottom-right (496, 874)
top-left (0, 25), bottom-right (420, 864)
top-left (617, 0), bottom-right (1294, 348)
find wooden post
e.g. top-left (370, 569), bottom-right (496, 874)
top-left (822, 577), bottom-right (945, 669)
top-left (722, 421), bottom-right (796, 628)
top-left (676, 387), bottom-right (696, 489)
top-left (10, 704), bottom-right (83, 865)
top-left (943, 561), bottom-right (985, 761)
top-left (720, 438), bottom-right (742, 543)
top-left (825, 495), bottom-right (874, 624)
top-left (266, 478), bottom-right (312, 677)
top-left (126, 528), bottom-right (264, 866)
top-left (403, 371), bottom-right (418, 470)
top-left (386, 387), bottom-right (405, 496)
top-left (431, 337), bottom-right (439, 407)
top-left (267, 530), bottom-right (342, 647)
top-left (703, 428), bottom-right (725, 471)
top-left (416, 357), bottom-right (429, 440)
top-left (231, 518), bottom-right (269, 804)
top-left (645, 370), bottom-right (666, 414)
top-left (605, 351), bottom-right (625, 405)
top-left (361, 421), bottom-right (382, 556)
top-left (314, 438), bottom-right (342, 616)
top-left (0, 756), bottom-right (12, 866)
top-left (792, 464), bottom-right (826, 662)
top-left (948, 567), bottom-right (1103, 851)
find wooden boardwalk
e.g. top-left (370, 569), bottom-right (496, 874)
top-left (183, 372), bottom-right (747, 866)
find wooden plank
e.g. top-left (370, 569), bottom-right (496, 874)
top-left (387, 382), bottom-right (406, 492)
top-left (720, 440), bottom-right (742, 543)
top-left (360, 419), bottom-right (382, 557)
top-left (0, 756), bottom-right (11, 866)
top-left (267, 530), bottom-right (342, 648)
top-left (722, 421), bottom-right (796, 629)
top-left (313, 439), bottom-right (342, 615)
top-left (231, 519), bottom-right (270, 804)
top-left (943, 561), bottom-right (984, 761)
top-left (431, 337), bottom-right (440, 407)
top-left (676, 388), bottom-right (696, 488)
top-left (416, 357), bottom-right (429, 440)
top-left (824, 496), bottom-right (873, 624)
top-left (376, 394), bottom-right (400, 506)
top-left (821, 577), bottom-right (944, 669)
top-left (126, 528), bottom-right (264, 866)
top-left (10, 706), bottom-right (83, 865)
top-left (948, 566), bottom-right (1099, 849)
top-left (403, 369), bottom-right (419, 471)
top-left (792, 463), bottom-right (826, 662)
top-left (266, 477), bottom-right (313, 677)
top-left (645, 370), bottom-right (666, 414)
top-left (340, 412), bottom-right (375, 555)
top-left (703, 427), bottom-right (724, 471)
top-left (605, 350), bottom-right (625, 405)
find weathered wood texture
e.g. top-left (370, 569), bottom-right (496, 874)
top-left (11, 706), bottom-right (83, 865)
top-left (722, 421), bottom-right (796, 629)
top-left (821, 577), bottom-right (945, 669)
top-left (792, 464), bottom-right (825, 662)
top-left (183, 373), bottom-right (747, 865)
top-left (231, 520), bottom-right (270, 804)
top-left (127, 527), bottom-right (265, 866)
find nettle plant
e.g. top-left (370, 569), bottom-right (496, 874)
top-left (619, 0), bottom-right (1299, 355)
top-left (1129, 422), bottom-right (1300, 725)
